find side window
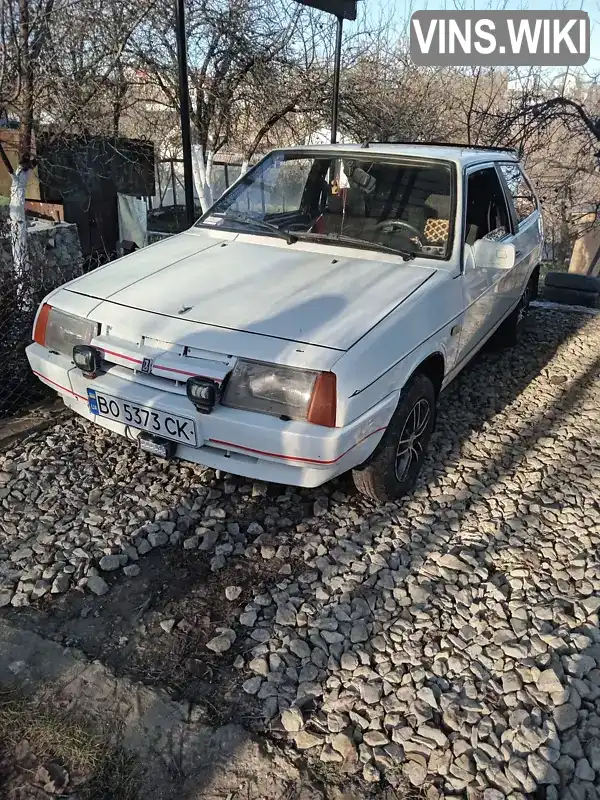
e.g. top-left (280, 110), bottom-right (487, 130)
top-left (464, 167), bottom-right (510, 246)
top-left (499, 163), bottom-right (537, 224)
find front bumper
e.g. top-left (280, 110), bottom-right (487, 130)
top-left (26, 343), bottom-right (396, 488)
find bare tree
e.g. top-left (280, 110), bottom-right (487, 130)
top-left (0, 0), bottom-right (156, 303)
top-left (472, 69), bottom-right (600, 262)
top-left (133, 0), bottom-right (344, 209)
top-left (0, 0), bottom-right (55, 302)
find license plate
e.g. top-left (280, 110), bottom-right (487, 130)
top-left (87, 389), bottom-right (197, 446)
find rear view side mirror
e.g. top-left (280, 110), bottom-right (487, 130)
top-left (472, 239), bottom-right (516, 270)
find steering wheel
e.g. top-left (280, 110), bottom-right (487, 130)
top-left (375, 220), bottom-right (424, 249)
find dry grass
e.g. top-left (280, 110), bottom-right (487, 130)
top-left (80, 746), bottom-right (140, 800)
top-left (0, 689), bottom-right (140, 800)
top-left (539, 259), bottom-right (568, 284)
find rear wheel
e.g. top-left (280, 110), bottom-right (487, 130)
top-left (352, 373), bottom-right (436, 503)
top-left (492, 269), bottom-right (537, 348)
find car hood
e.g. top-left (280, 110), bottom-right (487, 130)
top-left (65, 231), bottom-right (436, 351)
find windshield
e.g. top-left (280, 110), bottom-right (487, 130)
top-left (197, 151), bottom-right (455, 259)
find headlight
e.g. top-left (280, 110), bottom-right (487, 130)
top-left (222, 359), bottom-right (337, 426)
top-left (33, 304), bottom-right (99, 356)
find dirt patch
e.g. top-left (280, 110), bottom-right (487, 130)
top-left (0, 688), bottom-right (139, 799)
top-left (0, 400), bottom-right (66, 450)
top-left (0, 619), bottom-right (321, 800)
top-left (4, 544), bottom-right (300, 728)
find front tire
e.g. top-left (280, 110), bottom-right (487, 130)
top-left (352, 373), bottom-right (436, 503)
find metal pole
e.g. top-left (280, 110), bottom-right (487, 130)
top-left (171, 161), bottom-right (177, 208)
top-left (330, 15), bottom-right (343, 144)
top-left (175, 0), bottom-right (195, 227)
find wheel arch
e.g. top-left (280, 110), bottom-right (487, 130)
top-left (351, 354), bottom-right (440, 502)
top-left (409, 351), bottom-right (445, 397)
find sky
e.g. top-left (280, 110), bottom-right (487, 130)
top-left (362, 0), bottom-right (600, 69)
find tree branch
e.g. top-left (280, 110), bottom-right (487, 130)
top-left (0, 141), bottom-right (14, 175)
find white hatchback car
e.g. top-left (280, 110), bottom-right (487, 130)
top-left (27, 142), bottom-right (543, 502)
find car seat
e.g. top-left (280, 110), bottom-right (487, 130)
top-left (423, 194), bottom-right (451, 246)
top-left (320, 188), bottom-right (367, 238)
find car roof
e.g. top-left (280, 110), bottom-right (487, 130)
top-left (280, 142), bottom-right (520, 166)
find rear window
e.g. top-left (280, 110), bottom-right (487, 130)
top-left (499, 163), bottom-right (538, 224)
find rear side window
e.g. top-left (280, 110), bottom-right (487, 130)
top-left (499, 164), bottom-right (537, 224)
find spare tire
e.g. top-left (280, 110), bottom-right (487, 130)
top-left (544, 271), bottom-right (600, 292)
top-left (544, 285), bottom-right (600, 308)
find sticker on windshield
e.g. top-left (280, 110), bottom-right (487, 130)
top-left (202, 216), bottom-right (219, 225)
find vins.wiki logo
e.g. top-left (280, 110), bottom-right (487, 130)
top-left (410, 10), bottom-right (589, 67)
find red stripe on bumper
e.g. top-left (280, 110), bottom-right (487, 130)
top-left (33, 371), bottom-right (87, 402)
top-left (208, 426), bottom-right (386, 465)
top-left (99, 347), bottom-right (142, 365)
top-left (154, 363), bottom-right (223, 382)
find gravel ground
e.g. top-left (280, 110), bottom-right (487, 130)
top-left (1, 306), bottom-right (600, 798)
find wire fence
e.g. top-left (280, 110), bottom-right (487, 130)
top-left (0, 215), bottom-right (87, 419)
top-left (147, 158), bottom-right (244, 235)
top-left (1, 155), bottom-right (246, 418)
top-left (153, 158), bottom-right (243, 209)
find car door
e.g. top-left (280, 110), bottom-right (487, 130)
top-left (497, 162), bottom-right (543, 297)
top-left (458, 162), bottom-right (518, 362)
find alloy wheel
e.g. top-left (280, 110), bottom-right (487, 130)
top-left (394, 398), bottom-right (431, 482)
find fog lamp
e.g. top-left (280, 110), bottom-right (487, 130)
top-left (186, 377), bottom-right (219, 413)
top-left (73, 345), bottom-right (102, 378)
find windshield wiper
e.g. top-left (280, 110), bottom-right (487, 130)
top-left (215, 212), bottom-right (297, 244)
top-left (289, 231), bottom-right (416, 261)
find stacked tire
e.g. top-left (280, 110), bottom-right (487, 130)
top-left (544, 272), bottom-right (600, 309)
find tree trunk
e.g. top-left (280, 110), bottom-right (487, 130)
top-left (567, 214), bottom-right (600, 276)
top-left (11, 0), bottom-right (34, 309)
top-left (557, 205), bottom-right (572, 268)
top-left (191, 144), bottom-right (212, 213)
top-left (205, 150), bottom-right (214, 207)
top-left (112, 91), bottom-right (122, 136)
top-left (112, 66), bottom-right (127, 136)
top-left (9, 166), bottom-right (32, 308)
top-left (19, 0), bottom-right (34, 161)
